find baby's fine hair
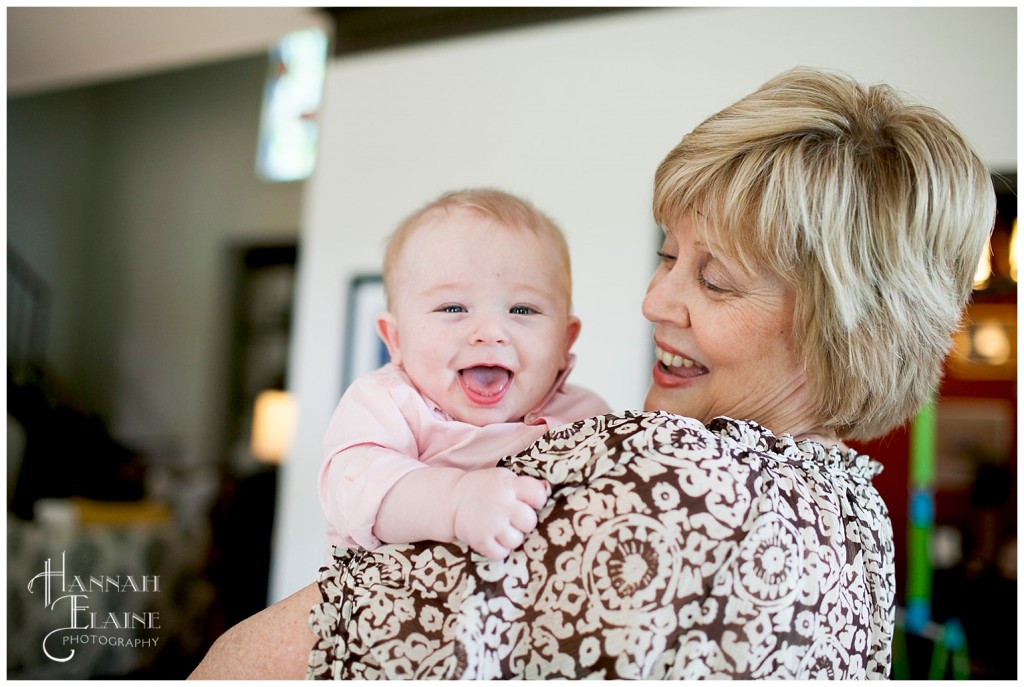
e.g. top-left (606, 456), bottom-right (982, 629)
top-left (654, 67), bottom-right (996, 441)
top-left (382, 188), bottom-right (573, 308)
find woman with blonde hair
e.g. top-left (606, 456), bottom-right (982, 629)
top-left (190, 66), bottom-right (994, 680)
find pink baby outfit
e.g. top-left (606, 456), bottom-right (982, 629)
top-left (319, 362), bottom-right (610, 553)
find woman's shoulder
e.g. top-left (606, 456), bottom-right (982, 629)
top-left (504, 410), bottom-right (880, 490)
top-left (705, 415), bottom-right (882, 482)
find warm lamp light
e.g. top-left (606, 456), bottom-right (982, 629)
top-left (1009, 218), bottom-right (1018, 283)
top-left (251, 390), bottom-right (297, 464)
top-left (971, 320), bottom-right (1012, 365)
top-left (973, 238), bottom-right (992, 290)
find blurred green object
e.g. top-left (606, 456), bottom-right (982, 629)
top-left (892, 395), bottom-right (970, 680)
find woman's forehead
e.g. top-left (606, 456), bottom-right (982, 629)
top-left (665, 211), bottom-right (785, 284)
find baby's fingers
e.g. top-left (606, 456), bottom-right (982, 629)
top-left (514, 476), bottom-right (549, 509)
top-left (473, 537), bottom-right (512, 561)
top-left (508, 501), bottom-right (539, 535)
top-left (495, 526), bottom-right (525, 553)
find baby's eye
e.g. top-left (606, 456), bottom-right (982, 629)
top-left (510, 305), bottom-right (536, 315)
top-left (437, 304), bottom-right (466, 313)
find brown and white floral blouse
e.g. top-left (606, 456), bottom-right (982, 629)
top-left (307, 411), bottom-right (895, 679)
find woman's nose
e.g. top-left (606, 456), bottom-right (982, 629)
top-left (642, 271), bottom-right (690, 328)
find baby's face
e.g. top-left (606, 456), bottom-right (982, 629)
top-left (378, 207), bottom-right (579, 425)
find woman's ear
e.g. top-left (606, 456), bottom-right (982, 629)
top-left (375, 312), bottom-right (402, 367)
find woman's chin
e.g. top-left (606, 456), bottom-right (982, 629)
top-left (644, 386), bottom-right (695, 418)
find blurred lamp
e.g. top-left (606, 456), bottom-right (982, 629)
top-left (251, 390), bottom-right (297, 464)
top-left (970, 320), bottom-right (1012, 365)
top-left (1009, 218), bottom-right (1018, 282)
top-left (973, 238), bottom-right (992, 290)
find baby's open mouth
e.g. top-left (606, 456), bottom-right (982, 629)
top-left (459, 365), bottom-right (513, 404)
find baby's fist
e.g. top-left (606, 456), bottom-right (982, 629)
top-left (451, 468), bottom-right (548, 559)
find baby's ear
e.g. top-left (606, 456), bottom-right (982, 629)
top-left (375, 312), bottom-right (402, 367)
top-left (563, 316), bottom-right (581, 362)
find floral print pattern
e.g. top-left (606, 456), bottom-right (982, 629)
top-left (307, 411), bottom-right (894, 679)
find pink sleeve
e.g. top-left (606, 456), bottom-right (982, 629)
top-left (318, 374), bottom-right (428, 551)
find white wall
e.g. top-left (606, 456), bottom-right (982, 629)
top-left (271, 6), bottom-right (1016, 600)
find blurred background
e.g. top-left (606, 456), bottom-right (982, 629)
top-left (6, 6), bottom-right (1016, 679)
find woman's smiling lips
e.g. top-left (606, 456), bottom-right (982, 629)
top-left (652, 344), bottom-right (708, 384)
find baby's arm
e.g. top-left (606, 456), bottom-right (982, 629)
top-left (320, 443), bottom-right (428, 551)
top-left (321, 371), bottom-right (549, 557)
top-left (374, 467), bottom-right (548, 560)
top-left (320, 375), bottom-right (430, 551)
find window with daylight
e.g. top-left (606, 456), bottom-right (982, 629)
top-left (256, 27), bottom-right (329, 182)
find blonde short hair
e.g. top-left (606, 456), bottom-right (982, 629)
top-left (382, 188), bottom-right (572, 309)
top-left (654, 67), bottom-right (996, 441)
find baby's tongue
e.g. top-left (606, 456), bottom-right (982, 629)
top-left (460, 366), bottom-right (511, 396)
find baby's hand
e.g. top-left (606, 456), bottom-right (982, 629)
top-left (450, 468), bottom-right (548, 560)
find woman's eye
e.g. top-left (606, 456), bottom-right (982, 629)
top-left (698, 274), bottom-right (728, 294)
top-left (510, 305), bottom-right (535, 315)
top-left (656, 250), bottom-right (677, 266)
top-left (437, 304), bottom-right (466, 313)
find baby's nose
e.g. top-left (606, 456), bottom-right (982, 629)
top-left (471, 316), bottom-right (509, 344)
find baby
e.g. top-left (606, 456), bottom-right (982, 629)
top-left (318, 188), bottom-right (610, 560)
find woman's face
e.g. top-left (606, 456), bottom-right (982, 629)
top-left (642, 214), bottom-right (818, 436)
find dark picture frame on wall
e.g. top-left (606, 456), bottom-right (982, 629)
top-left (341, 274), bottom-right (389, 392)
